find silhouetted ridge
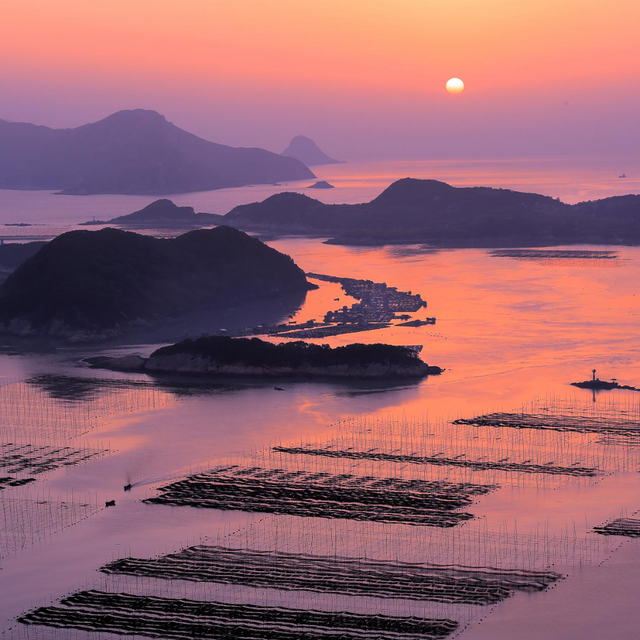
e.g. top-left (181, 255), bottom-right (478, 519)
top-left (282, 135), bottom-right (343, 166)
top-left (87, 336), bottom-right (440, 378)
top-left (0, 110), bottom-right (315, 195)
top-left (573, 194), bottom-right (640, 218)
top-left (224, 192), bottom-right (328, 228)
top-left (218, 178), bottom-right (640, 246)
top-left (0, 227), bottom-right (313, 339)
top-left (370, 179), bottom-right (455, 207)
top-left (115, 199), bottom-right (195, 221)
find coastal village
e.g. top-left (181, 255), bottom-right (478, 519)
top-left (237, 273), bottom-right (435, 340)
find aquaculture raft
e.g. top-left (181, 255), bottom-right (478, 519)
top-left (102, 544), bottom-right (561, 606)
top-left (593, 518), bottom-right (640, 537)
top-left (144, 465), bottom-right (496, 527)
top-left (20, 590), bottom-right (459, 640)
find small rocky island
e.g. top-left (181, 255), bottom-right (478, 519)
top-left (308, 181), bottom-right (335, 189)
top-left (571, 370), bottom-right (640, 392)
top-left (86, 336), bottom-right (442, 379)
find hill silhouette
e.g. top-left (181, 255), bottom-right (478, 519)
top-left (0, 226), bottom-right (313, 340)
top-left (87, 336), bottom-right (441, 379)
top-left (0, 110), bottom-right (315, 195)
top-left (219, 178), bottom-right (640, 246)
top-left (282, 135), bottom-right (343, 166)
top-left (82, 199), bottom-right (223, 227)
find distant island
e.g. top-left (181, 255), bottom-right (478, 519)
top-left (282, 135), bottom-right (343, 166)
top-left (86, 336), bottom-right (441, 379)
top-left (80, 199), bottom-right (222, 228)
top-left (216, 178), bottom-right (640, 247)
top-left (0, 109), bottom-right (315, 195)
top-left (309, 181), bottom-right (335, 189)
top-left (0, 227), bottom-right (314, 341)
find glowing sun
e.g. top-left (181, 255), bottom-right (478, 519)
top-left (446, 78), bottom-right (465, 94)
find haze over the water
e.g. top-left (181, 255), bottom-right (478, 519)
top-left (2, 0), bottom-right (638, 161)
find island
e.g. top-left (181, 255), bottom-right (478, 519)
top-left (85, 336), bottom-right (442, 379)
top-left (80, 199), bottom-right (222, 228)
top-left (281, 135), bottom-right (343, 166)
top-left (0, 109), bottom-right (315, 195)
top-left (571, 370), bottom-right (640, 392)
top-left (0, 227), bottom-right (314, 341)
top-left (309, 181), bottom-right (335, 189)
top-left (216, 178), bottom-right (640, 247)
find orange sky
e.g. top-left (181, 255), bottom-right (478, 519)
top-left (1, 0), bottom-right (639, 158)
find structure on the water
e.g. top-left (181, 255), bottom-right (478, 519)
top-left (571, 369), bottom-right (640, 392)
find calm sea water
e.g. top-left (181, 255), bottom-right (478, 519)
top-left (1, 161), bottom-right (640, 638)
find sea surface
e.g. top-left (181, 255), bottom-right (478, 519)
top-left (1, 161), bottom-right (640, 639)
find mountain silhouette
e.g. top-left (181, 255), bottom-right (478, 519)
top-left (219, 178), bottom-right (640, 246)
top-left (0, 226), bottom-right (313, 339)
top-left (282, 135), bottom-right (343, 166)
top-left (0, 110), bottom-right (315, 195)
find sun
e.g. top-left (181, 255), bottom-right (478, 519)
top-left (446, 78), bottom-right (465, 94)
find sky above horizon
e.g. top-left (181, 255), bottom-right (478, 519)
top-left (2, 0), bottom-right (639, 161)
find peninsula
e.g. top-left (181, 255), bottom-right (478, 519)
top-left (86, 336), bottom-right (442, 379)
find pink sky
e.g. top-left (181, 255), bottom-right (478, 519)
top-left (1, 0), bottom-right (638, 159)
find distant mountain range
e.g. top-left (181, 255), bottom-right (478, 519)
top-left (0, 226), bottom-right (314, 340)
top-left (216, 178), bottom-right (640, 246)
top-left (282, 136), bottom-right (343, 166)
top-left (0, 110), bottom-right (315, 195)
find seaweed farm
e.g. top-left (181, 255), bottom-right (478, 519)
top-left (0, 375), bottom-right (174, 441)
top-left (453, 395), bottom-right (640, 440)
top-left (594, 517), bottom-right (640, 538)
top-left (19, 591), bottom-right (459, 640)
top-left (11, 387), bottom-right (640, 639)
top-left (1, 496), bottom-right (101, 558)
top-left (0, 443), bottom-right (108, 476)
top-left (101, 544), bottom-right (562, 605)
top-left (270, 403), bottom-right (640, 490)
top-left (144, 465), bottom-right (495, 527)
